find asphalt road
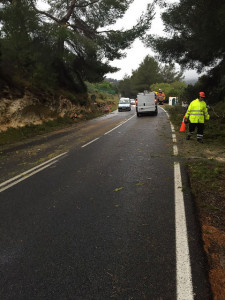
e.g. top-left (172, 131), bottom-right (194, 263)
top-left (0, 106), bottom-right (212, 299)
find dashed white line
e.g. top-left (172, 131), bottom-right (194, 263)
top-left (82, 110), bottom-right (194, 299)
top-left (172, 133), bottom-right (177, 143)
top-left (104, 114), bottom-right (136, 135)
top-left (2, 114), bottom-right (136, 191)
top-left (173, 145), bottom-right (179, 156)
top-left (81, 137), bottom-right (100, 148)
top-left (81, 115), bottom-right (136, 148)
top-left (1, 108), bottom-right (194, 299)
top-left (170, 122), bottom-right (175, 132)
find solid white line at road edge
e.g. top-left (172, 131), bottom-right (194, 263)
top-left (161, 106), bottom-right (193, 299)
top-left (174, 162), bottom-right (194, 300)
top-left (162, 104), bottom-right (194, 299)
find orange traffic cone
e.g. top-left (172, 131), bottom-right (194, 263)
top-left (179, 116), bottom-right (186, 132)
top-left (108, 106), bottom-right (111, 112)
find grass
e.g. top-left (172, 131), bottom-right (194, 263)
top-left (165, 103), bottom-right (225, 298)
top-left (0, 116), bottom-right (75, 146)
top-left (188, 161), bottom-right (224, 192)
top-left (164, 102), bottom-right (225, 217)
top-left (165, 103), bottom-right (225, 190)
top-left (165, 102), bottom-right (225, 147)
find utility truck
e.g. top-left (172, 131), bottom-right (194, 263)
top-left (136, 91), bottom-right (158, 117)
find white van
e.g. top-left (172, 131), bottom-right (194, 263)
top-left (136, 92), bottom-right (158, 117)
top-left (118, 97), bottom-right (131, 112)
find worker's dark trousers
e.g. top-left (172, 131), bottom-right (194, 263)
top-left (187, 123), bottom-right (204, 140)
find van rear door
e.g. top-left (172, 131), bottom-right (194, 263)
top-left (137, 93), bottom-right (156, 115)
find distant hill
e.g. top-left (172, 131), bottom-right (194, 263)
top-left (106, 76), bottom-right (198, 86)
top-left (105, 78), bottom-right (120, 85)
top-left (184, 78), bottom-right (198, 85)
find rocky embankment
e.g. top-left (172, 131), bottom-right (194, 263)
top-left (0, 87), bottom-right (90, 132)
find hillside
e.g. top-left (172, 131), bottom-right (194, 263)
top-left (0, 85), bottom-right (118, 134)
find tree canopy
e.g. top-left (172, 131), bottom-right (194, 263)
top-left (150, 81), bottom-right (187, 101)
top-left (118, 55), bottom-right (184, 97)
top-left (0, 0), bottom-right (154, 95)
top-left (146, 0), bottom-right (225, 103)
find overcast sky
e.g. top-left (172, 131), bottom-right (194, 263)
top-left (104, 0), bottom-right (198, 81)
top-left (37, 0), bottom-right (199, 81)
top-left (105, 1), bottom-right (165, 80)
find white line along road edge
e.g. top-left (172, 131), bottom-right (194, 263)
top-left (160, 106), bottom-right (194, 299)
top-left (0, 152), bottom-right (68, 193)
top-left (175, 162), bottom-right (194, 300)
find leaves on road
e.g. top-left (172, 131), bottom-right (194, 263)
top-left (136, 182), bottom-right (144, 186)
top-left (113, 187), bottom-right (124, 192)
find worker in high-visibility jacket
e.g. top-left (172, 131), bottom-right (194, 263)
top-left (156, 89), bottom-right (166, 105)
top-left (184, 92), bottom-right (210, 143)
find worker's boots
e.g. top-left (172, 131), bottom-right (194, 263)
top-left (197, 134), bottom-right (204, 143)
top-left (186, 133), bottom-right (192, 140)
top-left (197, 138), bottom-right (203, 143)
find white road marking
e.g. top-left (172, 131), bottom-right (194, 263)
top-left (173, 145), bottom-right (179, 156)
top-left (170, 122), bottom-right (175, 132)
top-left (0, 152), bottom-right (67, 192)
top-left (2, 113), bottom-right (136, 191)
top-left (162, 108), bottom-right (194, 300)
top-left (104, 114), bottom-right (136, 135)
top-left (82, 108), bottom-right (193, 299)
top-left (159, 106), bottom-right (170, 117)
top-left (1, 107), bottom-right (194, 299)
top-left (174, 162), bottom-right (194, 300)
top-left (0, 160), bottom-right (58, 193)
top-left (81, 137), bottom-right (100, 148)
top-left (172, 133), bottom-right (177, 143)
top-left (81, 114), bottom-right (136, 148)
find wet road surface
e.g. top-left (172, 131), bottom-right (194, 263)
top-left (0, 107), bottom-right (211, 299)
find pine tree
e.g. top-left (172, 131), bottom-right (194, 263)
top-left (0, 0), bottom-right (155, 93)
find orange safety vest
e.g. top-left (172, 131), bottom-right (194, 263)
top-left (157, 92), bottom-right (165, 101)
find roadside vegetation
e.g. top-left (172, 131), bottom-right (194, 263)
top-left (0, 0), bottom-right (153, 101)
top-left (165, 103), bottom-right (225, 299)
top-left (0, 88), bottom-right (119, 147)
top-left (118, 55), bottom-right (184, 98)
